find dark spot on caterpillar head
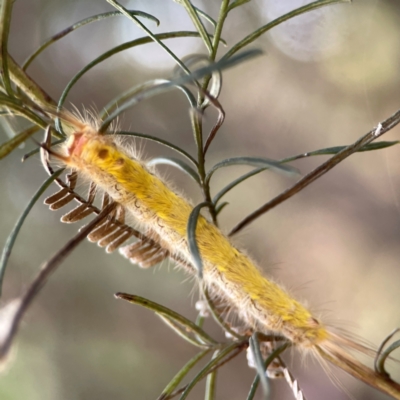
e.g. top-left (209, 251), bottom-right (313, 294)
top-left (115, 157), bottom-right (124, 166)
top-left (98, 148), bottom-right (109, 159)
top-left (309, 317), bottom-right (320, 327)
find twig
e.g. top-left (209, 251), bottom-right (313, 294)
top-left (229, 112), bottom-right (400, 236)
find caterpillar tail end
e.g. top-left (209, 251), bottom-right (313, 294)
top-left (316, 333), bottom-right (400, 400)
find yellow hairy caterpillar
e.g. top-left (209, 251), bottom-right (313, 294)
top-left (41, 111), bottom-right (400, 399)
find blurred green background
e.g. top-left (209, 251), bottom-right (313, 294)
top-left (1, 0), bottom-right (400, 399)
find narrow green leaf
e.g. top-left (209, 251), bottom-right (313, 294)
top-left (100, 79), bottom-right (197, 124)
top-left (100, 49), bottom-right (262, 131)
top-left (0, 169), bottom-right (64, 296)
top-left (114, 131), bottom-right (198, 168)
top-left (179, 341), bottom-right (245, 400)
top-left (193, 7), bottom-right (217, 29)
top-left (147, 157), bottom-right (201, 185)
top-left (115, 293), bottom-right (218, 345)
top-left (224, 0), bottom-right (350, 60)
top-left (172, 54), bottom-right (222, 103)
top-left (3, 54), bottom-right (54, 114)
top-left (376, 339), bottom-right (400, 377)
top-left (107, 0), bottom-right (190, 75)
top-left (249, 333), bottom-right (270, 398)
top-left (228, 0), bottom-right (252, 12)
top-left (187, 202), bottom-right (212, 279)
top-left (285, 141), bottom-right (400, 161)
top-left (176, 0), bottom-right (213, 54)
top-left (207, 141), bottom-right (395, 176)
top-left (22, 10), bottom-right (159, 71)
top-left (212, 167), bottom-right (266, 205)
top-left (0, 0), bottom-right (14, 95)
top-left (204, 351), bottom-right (219, 400)
top-left (159, 348), bottom-right (212, 400)
top-left (0, 125), bottom-right (40, 159)
top-left (195, 313), bottom-right (205, 328)
top-left (276, 141), bottom-right (400, 165)
top-left (348, 141), bottom-right (400, 152)
top-left (228, 112), bottom-right (400, 237)
top-left (246, 372), bottom-right (260, 400)
top-left (0, 94), bottom-right (47, 129)
top-left (375, 328), bottom-right (400, 377)
top-left (215, 202), bottom-right (228, 216)
top-left (157, 314), bottom-right (211, 348)
top-left (206, 156), bottom-right (299, 185)
top-left (57, 31), bottom-right (208, 115)
top-left (21, 138), bottom-right (65, 162)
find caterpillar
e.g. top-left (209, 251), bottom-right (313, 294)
top-left (40, 110), bottom-right (400, 399)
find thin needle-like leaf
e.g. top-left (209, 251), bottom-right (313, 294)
top-left (176, 0), bottom-right (213, 54)
top-left (204, 351), bottom-right (219, 400)
top-left (115, 293), bottom-right (218, 345)
top-left (158, 349), bottom-right (212, 400)
top-left (57, 31), bottom-right (209, 113)
top-left (205, 156), bottom-right (299, 186)
top-left (100, 79), bottom-right (197, 123)
top-left (193, 7), bottom-right (217, 29)
top-left (281, 141), bottom-right (400, 162)
top-left (107, 0), bottom-right (190, 74)
top-left (0, 94), bottom-right (47, 129)
top-left (249, 333), bottom-right (270, 398)
top-left (223, 0), bottom-right (350, 60)
top-left (0, 169), bottom-right (64, 296)
top-left (0, 0), bottom-right (14, 95)
top-left (147, 157), bottom-right (201, 185)
top-left (23, 10), bottom-right (159, 71)
top-left (375, 328), bottom-right (400, 377)
top-left (157, 314), bottom-right (211, 348)
top-left (187, 202), bottom-right (212, 279)
top-left (100, 49), bottom-right (262, 131)
top-left (376, 340), bottom-right (400, 378)
top-left (0, 125), bottom-right (41, 159)
top-left (115, 131), bottom-right (198, 168)
top-left (228, 0), bottom-right (252, 12)
top-left (215, 202), bottom-right (229, 216)
top-left (173, 54), bottom-right (223, 104)
top-left (229, 110), bottom-right (400, 236)
top-left (212, 167), bottom-right (266, 205)
top-left (179, 341), bottom-right (247, 400)
top-left (6, 54), bottom-right (55, 110)
top-left (213, 141), bottom-right (400, 205)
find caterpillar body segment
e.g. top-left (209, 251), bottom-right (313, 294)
top-left (58, 127), bottom-right (328, 347)
top-left (40, 118), bottom-right (400, 399)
